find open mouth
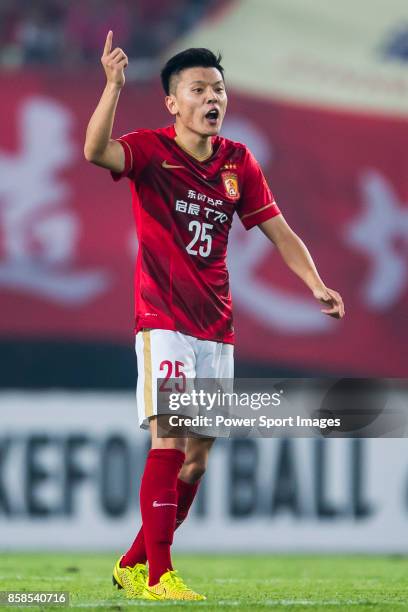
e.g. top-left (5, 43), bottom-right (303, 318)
top-left (205, 109), bottom-right (219, 124)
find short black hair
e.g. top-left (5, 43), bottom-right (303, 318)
top-left (160, 48), bottom-right (224, 95)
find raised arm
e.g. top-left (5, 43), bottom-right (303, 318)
top-left (84, 30), bottom-right (128, 172)
top-left (259, 215), bottom-right (345, 319)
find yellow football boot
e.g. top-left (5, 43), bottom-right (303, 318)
top-left (144, 569), bottom-right (206, 601)
top-left (112, 556), bottom-right (148, 599)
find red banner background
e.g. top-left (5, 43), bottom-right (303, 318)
top-left (1, 72), bottom-right (407, 376)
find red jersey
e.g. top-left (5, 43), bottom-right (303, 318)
top-left (112, 125), bottom-right (280, 343)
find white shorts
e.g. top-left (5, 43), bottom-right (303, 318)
top-left (135, 329), bottom-right (234, 429)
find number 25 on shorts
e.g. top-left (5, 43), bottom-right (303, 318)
top-left (159, 360), bottom-right (186, 392)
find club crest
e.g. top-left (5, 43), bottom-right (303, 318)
top-left (222, 171), bottom-right (240, 200)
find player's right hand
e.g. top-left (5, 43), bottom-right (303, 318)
top-left (101, 30), bottom-right (128, 88)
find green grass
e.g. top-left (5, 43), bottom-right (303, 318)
top-left (1, 553), bottom-right (408, 611)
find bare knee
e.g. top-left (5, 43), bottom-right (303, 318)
top-left (179, 456), bottom-right (207, 483)
top-left (179, 438), bottom-right (215, 483)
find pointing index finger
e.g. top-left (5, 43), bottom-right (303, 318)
top-left (103, 30), bottom-right (113, 55)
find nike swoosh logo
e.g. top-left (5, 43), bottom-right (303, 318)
top-left (152, 500), bottom-right (178, 508)
top-left (162, 160), bottom-right (185, 169)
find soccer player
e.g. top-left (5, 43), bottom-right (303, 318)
top-left (84, 31), bottom-right (345, 601)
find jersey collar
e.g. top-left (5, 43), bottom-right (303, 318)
top-left (169, 124), bottom-right (217, 163)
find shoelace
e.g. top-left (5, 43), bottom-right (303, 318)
top-left (130, 565), bottom-right (146, 580)
top-left (167, 570), bottom-right (189, 591)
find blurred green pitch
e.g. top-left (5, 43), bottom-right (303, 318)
top-left (1, 553), bottom-right (408, 610)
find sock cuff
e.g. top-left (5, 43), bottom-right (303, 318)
top-left (148, 448), bottom-right (186, 464)
top-left (177, 477), bottom-right (200, 494)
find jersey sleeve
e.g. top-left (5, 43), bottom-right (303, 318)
top-left (236, 148), bottom-right (281, 230)
top-left (110, 130), bottom-right (148, 182)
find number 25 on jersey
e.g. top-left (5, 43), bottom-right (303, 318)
top-left (186, 221), bottom-right (213, 257)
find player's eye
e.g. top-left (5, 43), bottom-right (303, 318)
top-left (193, 88), bottom-right (203, 93)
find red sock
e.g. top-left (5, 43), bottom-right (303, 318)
top-left (175, 478), bottom-right (200, 529)
top-left (121, 528), bottom-right (146, 567)
top-left (140, 449), bottom-right (185, 586)
top-left (121, 477), bottom-right (200, 568)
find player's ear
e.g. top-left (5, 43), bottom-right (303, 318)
top-left (165, 95), bottom-right (178, 117)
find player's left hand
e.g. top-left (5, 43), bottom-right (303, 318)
top-left (313, 286), bottom-right (345, 319)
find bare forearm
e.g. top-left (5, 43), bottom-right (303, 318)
top-left (259, 215), bottom-right (345, 318)
top-left (276, 230), bottom-right (324, 292)
top-left (84, 82), bottom-right (122, 160)
top-left (259, 216), bottom-right (324, 291)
